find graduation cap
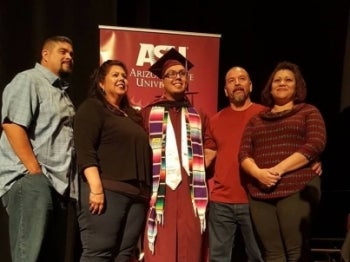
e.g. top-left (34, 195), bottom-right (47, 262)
top-left (149, 48), bottom-right (194, 79)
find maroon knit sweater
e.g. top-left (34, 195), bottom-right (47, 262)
top-left (238, 103), bottom-right (326, 199)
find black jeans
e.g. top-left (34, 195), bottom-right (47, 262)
top-left (249, 176), bottom-right (321, 262)
top-left (77, 182), bottom-right (147, 262)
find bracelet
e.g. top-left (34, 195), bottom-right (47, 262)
top-left (90, 191), bottom-right (104, 195)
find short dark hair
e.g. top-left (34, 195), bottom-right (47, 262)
top-left (38, 35), bottom-right (73, 62)
top-left (43, 35), bottom-right (73, 47)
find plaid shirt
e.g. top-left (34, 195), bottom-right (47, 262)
top-left (0, 63), bottom-right (77, 199)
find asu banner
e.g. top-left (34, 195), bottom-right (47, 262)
top-left (99, 25), bottom-right (221, 116)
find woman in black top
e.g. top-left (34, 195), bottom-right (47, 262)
top-left (74, 60), bottom-right (152, 261)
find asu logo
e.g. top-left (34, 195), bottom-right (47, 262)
top-left (136, 44), bottom-right (188, 67)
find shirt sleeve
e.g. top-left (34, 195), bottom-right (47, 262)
top-left (204, 118), bottom-right (217, 150)
top-left (238, 117), bottom-right (255, 163)
top-left (1, 72), bottom-right (39, 128)
top-left (297, 105), bottom-right (327, 160)
top-left (73, 99), bottom-right (104, 173)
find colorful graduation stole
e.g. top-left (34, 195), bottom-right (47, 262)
top-left (147, 106), bottom-right (208, 253)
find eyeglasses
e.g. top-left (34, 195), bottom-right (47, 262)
top-left (163, 70), bottom-right (188, 79)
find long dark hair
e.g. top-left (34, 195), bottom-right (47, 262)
top-left (88, 59), bottom-right (142, 125)
top-left (261, 61), bottom-right (307, 107)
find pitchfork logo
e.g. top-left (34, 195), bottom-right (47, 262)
top-left (136, 44), bottom-right (188, 66)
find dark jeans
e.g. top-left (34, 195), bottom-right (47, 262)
top-left (208, 201), bottom-right (263, 262)
top-left (1, 173), bottom-right (69, 262)
top-left (77, 181), bottom-right (147, 262)
top-left (249, 176), bottom-right (321, 262)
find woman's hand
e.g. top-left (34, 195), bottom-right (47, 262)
top-left (89, 191), bottom-right (105, 215)
top-left (256, 168), bottom-right (281, 188)
top-left (311, 161), bottom-right (323, 176)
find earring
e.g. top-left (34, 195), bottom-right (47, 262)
top-left (100, 88), bottom-right (106, 95)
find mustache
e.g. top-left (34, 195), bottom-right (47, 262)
top-left (233, 87), bottom-right (245, 92)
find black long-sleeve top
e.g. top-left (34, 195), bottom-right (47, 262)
top-left (74, 98), bottom-right (152, 197)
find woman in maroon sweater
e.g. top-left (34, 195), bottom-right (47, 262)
top-left (239, 61), bottom-right (326, 262)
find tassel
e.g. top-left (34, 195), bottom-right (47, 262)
top-left (148, 240), bottom-right (155, 255)
top-left (199, 214), bottom-right (206, 233)
top-left (156, 211), bottom-right (164, 226)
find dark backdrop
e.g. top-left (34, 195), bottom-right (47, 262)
top-left (1, 1), bottom-right (350, 261)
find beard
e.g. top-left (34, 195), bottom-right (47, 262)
top-left (230, 91), bottom-right (247, 106)
top-left (59, 61), bottom-right (73, 79)
top-left (59, 67), bottom-right (73, 79)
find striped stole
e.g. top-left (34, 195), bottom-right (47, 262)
top-left (146, 106), bottom-right (208, 253)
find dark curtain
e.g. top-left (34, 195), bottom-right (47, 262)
top-left (0, 0), bottom-right (119, 109)
top-left (1, 1), bottom-right (350, 261)
top-left (0, 1), bottom-right (150, 261)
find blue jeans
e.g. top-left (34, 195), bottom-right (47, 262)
top-left (77, 181), bottom-right (147, 262)
top-left (1, 173), bottom-right (68, 262)
top-left (208, 201), bottom-right (263, 262)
